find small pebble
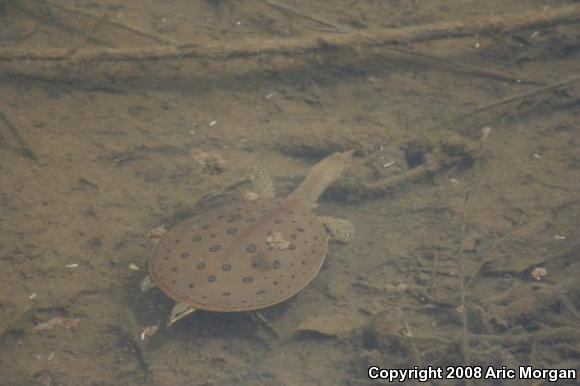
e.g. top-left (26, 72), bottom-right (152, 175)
top-left (128, 263), bottom-right (140, 271)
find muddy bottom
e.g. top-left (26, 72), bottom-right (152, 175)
top-left (1, 1), bottom-right (579, 385)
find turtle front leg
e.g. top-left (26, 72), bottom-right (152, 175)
top-left (247, 165), bottom-right (275, 199)
top-left (167, 302), bottom-right (197, 327)
top-left (318, 216), bottom-right (355, 242)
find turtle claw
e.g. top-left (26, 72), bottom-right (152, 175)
top-left (167, 302), bottom-right (197, 327)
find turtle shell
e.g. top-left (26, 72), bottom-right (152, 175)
top-left (148, 198), bottom-right (329, 312)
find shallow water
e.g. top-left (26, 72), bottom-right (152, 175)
top-left (1, 1), bottom-right (579, 385)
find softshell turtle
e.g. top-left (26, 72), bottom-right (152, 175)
top-left (141, 150), bottom-right (355, 326)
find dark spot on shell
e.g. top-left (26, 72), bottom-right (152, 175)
top-left (207, 275), bottom-right (216, 283)
top-left (172, 267), bottom-right (178, 272)
top-left (250, 253), bottom-right (271, 271)
top-left (314, 236), bottom-right (319, 240)
top-left (201, 224), bottom-right (210, 230)
top-left (291, 234), bottom-right (297, 240)
top-left (246, 244), bottom-right (257, 253)
top-left (236, 207), bottom-right (242, 211)
top-left (297, 227), bottom-right (304, 232)
top-left (210, 234), bottom-right (216, 238)
top-left (217, 214), bottom-right (225, 219)
top-left (291, 274), bottom-right (296, 279)
top-left (209, 244), bottom-right (221, 252)
top-left (287, 210), bottom-right (294, 215)
top-left (273, 281), bottom-right (278, 286)
top-left (174, 239), bottom-right (181, 243)
top-left (172, 280), bottom-right (176, 284)
top-left (181, 252), bottom-right (190, 259)
top-left (242, 276), bottom-right (253, 283)
top-left (273, 260), bottom-right (281, 269)
top-left (301, 260), bottom-right (306, 265)
top-left (188, 283), bottom-right (195, 288)
top-left (304, 240), bottom-right (308, 244)
top-left (256, 290), bottom-right (266, 295)
top-left (288, 244), bottom-right (296, 250)
top-left (222, 292), bottom-right (231, 296)
top-left (192, 235), bottom-right (202, 243)
top-left (196, 262), bottom-right (206, 269)
top-left (226, 227), bottom-right (238, 235)
top-left (274, 218), bottom-right (282, 224)
top-left (221, 263), bottom-right (232, 272)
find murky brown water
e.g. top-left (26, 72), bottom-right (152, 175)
top-left (1, 1), bottom-right (579, 385)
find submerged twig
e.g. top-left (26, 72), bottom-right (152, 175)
top-left (456, 187), bottom-right (472, 369)
top-left (34, 0), bottom-right (176, 45)
top-left (0, 110), bottom-right (37, 161)
top-left (250, 311), bottom-right (280, 339)
top-left (454, 127), bottom-right (491, 372)
top-left (448, 75), bottom-right (580, 127)
top-left (260, 0), bottom-right (353, 33)
top-left (1, 4), bottom-right (578, 65)
top-left (383, 45), bottom-right (544, 86)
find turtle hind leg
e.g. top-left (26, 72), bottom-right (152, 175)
top-left (167, 302), bottom-right (197, 327)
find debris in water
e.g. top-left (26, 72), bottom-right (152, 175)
top-left (148, 225), bottom-right (167, 244)
top-left (266, 231), bottom-right (290, 250)
top-left (293, 314), bottom-right (357, 339)
top-left (191, 150), bottom-right (227, 175)
top-left (140, 324), bottom-right (159, 340)
top-left (531, 267), bottom-right (547, 280)
top-left (33, 317), bottom-right (80, 332)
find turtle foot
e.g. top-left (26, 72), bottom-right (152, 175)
top-left (318, 216), bottom-right (355, 242)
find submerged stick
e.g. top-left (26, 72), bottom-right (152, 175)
top-left (383, 45), bottom-right (544, 86)
top-left (34, 0), bottom-right (176, 45)
top-left (450, 75), bottom-right (580, 124)
top-left (250, 311), bottom-right (280, 340)
top-left (260, 0), bottom-right (352, 33)
top-left (0, 110), bottom-right (37, 161)
top-left (1, 4), bottom-right (578, 64)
